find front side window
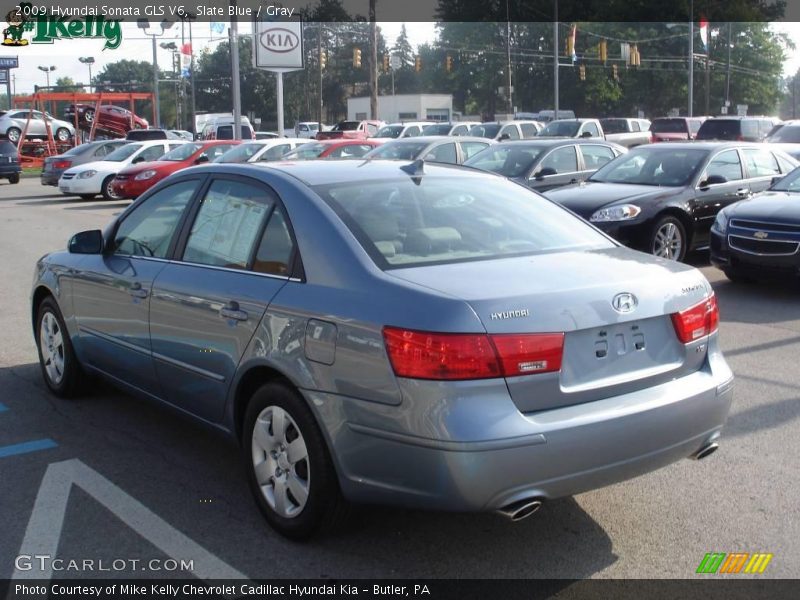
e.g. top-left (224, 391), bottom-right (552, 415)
top-left (459, 141), bottom-right (489, 160)
top-left (705, 150), bottom-right (743, 182)
top-left (501, 125), bottom-right (520, 140)
top-left (367, 141), bottom-right (430, 160)
top-left (425, 143), bottom-right (458, 164)
top-left (113, 180), bottom-right (199, 258)
top-left (259, 144), bottom-right (290, 161)
top-left (316, 177), bottom-right (613, 268)
top-left (583, 123), bottom-right (601, 137)
top-left (539, 146), bottom-right (578, 173)
top-left (138, 144), bottom-right (168, 162)
top-left (161, 143), bottom-right (202, 161)
top-left (216, 143), bottom-right (262, 163)
top-left (770, 167), bottom-right (800, 192)
top-left (182, 180), bottom-right (273, 270)
top-left (105, 143), bottom-right (144, 162)
top-left (539, 121), bottom-right (580, 137)
top-left (520, 123), bottom-right (538, 137)
top-left (464, 145), bottom-right (544, 177)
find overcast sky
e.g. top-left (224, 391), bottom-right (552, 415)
top-left (8, 21), bottom-right (798, 97)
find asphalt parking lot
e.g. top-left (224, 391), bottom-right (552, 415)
top-left (0, 177), bottom-right (798, 580)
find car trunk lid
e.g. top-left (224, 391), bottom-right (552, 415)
top-left (388, 247), bottom-right (712, 412)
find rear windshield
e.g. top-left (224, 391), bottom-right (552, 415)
top-left (600, 119), bottom-right (629, 134)
top-left (651, 119), bottom-right (688, 134)
top-left (365, 141), bottom-right (430, 160)
top-left (768, 125), bottom-right (800, 143)
top-left (697, 119), bottom-right (751, 139)
top-left (314, 176), bottom-right (612, 269)
top-left (334, 121), bottom-right (360, 131)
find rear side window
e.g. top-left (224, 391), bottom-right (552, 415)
top-left (425, 142), bottom-right (458, 164)
top-left (139, 145), bottom-right (168, 162)
top-left (631, 121), bottom-right (641, 132)
top-left (580, 145), bottom-right (615, 169)
top-left (520, 123), bottom-right (538, 138)
top-left (776, 154), bottom-right (798, 173)
top-left (459, 141), bottom-right (489, 159)
top-left (252, 207), bottom-right (295, 276)
top-left (182, 180), bottom-right (273, 270)
top-left (316, 177), bottom-right (613, 268)
top-left (742, 148), bottom-right (780, 177)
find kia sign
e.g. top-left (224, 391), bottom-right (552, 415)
top-left (254, 18), bottom-right (304, 71)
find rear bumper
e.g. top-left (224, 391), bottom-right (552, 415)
top-left (307, 335), bottom-right (733, 512)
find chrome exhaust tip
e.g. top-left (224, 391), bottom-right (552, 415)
top-left (497, 498), bottom-right (543, 521)
top-left (692, 441), bottom-right (719, 460)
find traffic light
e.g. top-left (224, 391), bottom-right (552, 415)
top-left (415, 55), bottom-right (421, 72)
top-left (599, 40), bottom-right (607, 63)
top-left (612, 64), bottom-right (619, 80)
top-left (320, 50), bottom-right (327, 70)
top-left (353, 47), bottom-right (362, 68)
top-left (445, 54), bottom-right (453, 72)
top-left (579, 64), bottom-right (586, 81)
top-left (383, 54), bottom-right (389, 72)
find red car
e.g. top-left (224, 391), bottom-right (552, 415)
top-left (315, 120), bottom-right (383, 140)
top-left (649, 117), bottom-right (708, 142)
top-left (110, 141), bottom-right (238, 199)
top-left (65, 104), bottom-right (149, 135)
top-left (281, 138), bottom-right (385, 160)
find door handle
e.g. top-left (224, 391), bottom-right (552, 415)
top-left (736, 188), bottom-right (749, 197)
top-left (219, 301), bottom-right (248, 322)
top-left (128, 282), bottom-right (148, 299)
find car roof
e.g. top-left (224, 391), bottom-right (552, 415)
top-left (205, 158), bottom-right (494, 187)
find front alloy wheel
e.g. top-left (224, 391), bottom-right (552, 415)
top-left (40, 311), bottom-right (65, 386)
top-left (102, 175), bottom-right (120, 200)
top-left (35, 297), bottom-right (84, 397)
top-left (651, 216), bottom-right (687, 262)
top-left (6, 127), bottom-right (20, 143)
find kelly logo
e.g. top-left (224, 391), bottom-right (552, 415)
top-left (696, 552), bottom-right (773, 574)
top-left (3, 3), bottom-right (122, 50)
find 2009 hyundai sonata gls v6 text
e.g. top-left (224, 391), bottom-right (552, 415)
top-left (31, 160), bottom-right (733, 539)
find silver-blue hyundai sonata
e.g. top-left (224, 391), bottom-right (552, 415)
top-left (31, 160), bottom-right (733, 539)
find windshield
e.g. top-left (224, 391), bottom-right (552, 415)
top-left (767, 126), bottom-right (800, 143)
top-left (284, 143), bottom-right (326, 160)
top-left (215, 142), bottom-right (265, 163)
top-left (651, 119), bottom-right (688, 134)
top-left (375, 125), bottom-right (404, 138)
top-left (464, 145), bottom-right (545, 178)
top-left (104, 143), bottom-right (144, 162)
top-left (334, 121), bottom-right (360, 131)
top-left (600, 119), bottom-right (628, 134)
top-left (771, 167), bottom-right (800, 192)
top-left (422, 124), bottom-right (451, 135)
top-left (539, 121), bottom-right (581, 137)
top-left (590, 147), bottom-right (708, 186)
top-left (315, 176), bottom-right (613, 269)
top-left (469, 124), bottom-right (502, 138)
top-left (365, 141), bottom-right (430, 160)
top-left (161, 143), bottom-right (201, 161)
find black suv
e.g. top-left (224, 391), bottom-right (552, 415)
top-left (0, 139), bottom-right (21, 184)
top-left (696, 116), bottom-right (781, 142)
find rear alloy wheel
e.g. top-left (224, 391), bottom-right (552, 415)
top-left (102, 175), bottom-right (121, 200)
top-left (84, 109), bottom-right (95, 123)
top-left (6, 127), bottom-right (21, 143)
top-left (36, 297), bottom-right (84, 397)
top-left (55, 128), bottom-right (71, 142)
top-left (244, 382), bottom-right (349, 539)
top-left (650, 216), bottom-right (687, 262)
top-left (8, 173), bottom-right (19, 184)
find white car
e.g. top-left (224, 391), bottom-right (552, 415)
top-left (373, 122), bottom-right (431, 139)
top-left (58, 140), bottom-right (187, 200)
top-left (294, 122), bottom-right (324, 139)
top-left (214, 138), bottom-right (308, 164)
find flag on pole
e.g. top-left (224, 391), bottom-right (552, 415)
top-left (180, 43), bottom-right (192, 78)
top-left (210, 22), bottom-right (226, 36)
top-left (569, 24), bottom-right (577, 62)
top-left (699, 17), bottom-right (709, 50)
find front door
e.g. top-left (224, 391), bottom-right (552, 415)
top-left (693, 149), bottom-right (748, 246)
top-left (529, 145), bottom-right (581, 191)
top-left (149, 177), bottom-right (296, 422)
top-left (71, 178), bottom-right (203, 396)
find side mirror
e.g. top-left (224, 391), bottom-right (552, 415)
top-left (132, 156), bottom-right (145, 164)
top-left (68, 229), bottom-right (103, 254)
top-left (499, 133), bottom-right (510, 141)
top-left (534, 167), bottom-right (557, 180)
top-left (581, 131), bottom-right (594, 138)
top-left (699, 174), bottom-right (727, 188)
top-left (194, 155), bottom-right (209, 164)
top-left (770, 175), bottom-right (783, 187)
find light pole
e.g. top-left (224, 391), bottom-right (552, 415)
top-left (161, 42), bottom-right (180, 129)
top-left (137, 18), bottom-right (174, 128)
top-left (79, 57), bottom-right (94, 92)
top-left (37, 65), bottom-right (56, 114)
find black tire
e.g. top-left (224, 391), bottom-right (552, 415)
top-left (35, 296), bottom-right (84, 397)
top-left (8, 173), bottom-right (19, 184)
top-left (55, 127), bottom-right (71, 142)
top-left (650, 215), bottom-right (687, 262)
top-left (101, 175), bottom-right (120, 200)
top-left (243, 382), bottom-right (349, 539)
top-left (79, 194), bottom-right (96, 200)
top-left (7, 127), bottom-right (21, 143)
top-left (723, 268), bottom-right (753, 284)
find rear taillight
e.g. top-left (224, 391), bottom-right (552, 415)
top-left (382, 327), bottom-right (564, 381)
top-left (650, 133), bottom-right (657, 143)
top-left (671, 294), bottom-right (719, 343)
top-left (54, 160), bottom-right (71, 169)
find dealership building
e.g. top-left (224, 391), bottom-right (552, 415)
top-left (347, 94), bottom-right (454, 123)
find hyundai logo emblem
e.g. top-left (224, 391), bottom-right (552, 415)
top-left (612, 292), bottom-right (638, 313)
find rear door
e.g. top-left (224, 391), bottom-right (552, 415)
top-left (148, 176), bottom-right (294, 422)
